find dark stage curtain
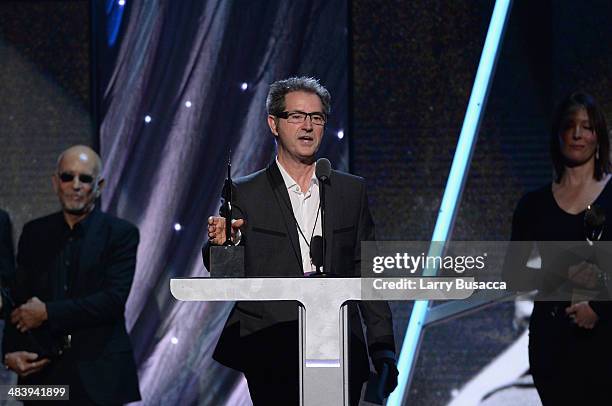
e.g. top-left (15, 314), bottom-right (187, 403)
top-left (95, 1), bottom-right (348, 404)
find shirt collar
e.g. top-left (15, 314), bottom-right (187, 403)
top-left (276, 157), bottom-right (318, 192)
top-left (61, 206), bottom-right (97, 236)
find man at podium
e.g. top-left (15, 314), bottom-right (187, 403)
top-left (205, 77), bottom-right (397, 405)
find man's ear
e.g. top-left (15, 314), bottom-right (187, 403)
top-left (267, 115), bottom-right (279, 137)
top-left (51, 174), bottom-right (59, 194)
top-left (95, 178), bottom-right (105, 198)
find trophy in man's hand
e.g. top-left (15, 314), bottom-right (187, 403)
top-left (210, 154), bottom-right (244, 277)
top-left (220, 156), bottom-right (235, 246)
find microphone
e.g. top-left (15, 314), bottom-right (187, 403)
top-left (315, 158), bottom-right (331, 182)
top-left (310, 235), bottom-right (324, 271)
top-left (314, 158), bottom-right (331, 274)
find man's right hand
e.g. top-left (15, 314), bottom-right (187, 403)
top-left (4, 351), bottom-right (50, 377)
top-left (207, 216), bottom-right (244, 245)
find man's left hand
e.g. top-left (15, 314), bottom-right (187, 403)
top-left (566, 301), bottom-right (599, 329)
top-left (11, 297), bottom-right (48, 333)
top-left (373, 355), bottom-right (399, 397)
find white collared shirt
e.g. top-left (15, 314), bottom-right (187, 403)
top-left (276, 158), bottom-right (322, 274)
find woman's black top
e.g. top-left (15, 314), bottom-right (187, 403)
top-left (509, 179), bottom-right (612, 318)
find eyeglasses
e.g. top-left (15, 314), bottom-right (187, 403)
top-left (276, 111), bottom-right (326, 126)
top-left (58, 172), bottom-right (95, 184)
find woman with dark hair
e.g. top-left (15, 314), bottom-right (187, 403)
top-left (508, 91), bottom-right (612, 404)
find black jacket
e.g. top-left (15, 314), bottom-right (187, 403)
top-left (204, 162), bottom-right (395, 381)
top-left (2, 209), bottom-right (141, 405)
top-left (0, 209), bottom-right (15, 284)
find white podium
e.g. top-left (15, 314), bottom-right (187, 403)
top-left (170, 276), bottom-right (473, 405)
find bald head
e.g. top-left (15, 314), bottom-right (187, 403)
top-left (53, 145), bottom-right (105, 220)
top-left (56, 145), bottom-right (103, 177)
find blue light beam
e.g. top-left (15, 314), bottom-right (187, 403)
top-left (387, 1), bottom-right (513, 404)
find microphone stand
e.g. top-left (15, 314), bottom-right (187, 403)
top-left (319, 178), bottom-right (326, 275)
top-left (313, 158), bottom-right (331, 276)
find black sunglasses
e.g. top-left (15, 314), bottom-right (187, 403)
top-left (58, 172), bottom-right (95, 184)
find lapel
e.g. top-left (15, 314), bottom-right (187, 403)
top-left (45, 213), bottom-right (69, 260)
top-left (34, 213), bottom-right (66, 298)
top-left (265, 162), bottom-right (304, 274)
top-left (75, 209), bottom-right (106, 290)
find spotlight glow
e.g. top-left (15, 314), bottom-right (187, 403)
top-left (337, 130), bottom-right (344, 140)
top-left (144, 115), bottom-right (152, 123)
top-left (118, 0), bottom-right (125, 6)
top-left (185, 101), bottom-right (192, 108)
top-left (174, 223), bottom-right (182, 231)
top-left (240, 82), bottom-right (248, 91)
top-left (171, 337), bottom-right (178, 345)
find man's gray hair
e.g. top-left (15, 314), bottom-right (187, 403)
top-left (266, 76), bottom-right (331, 117)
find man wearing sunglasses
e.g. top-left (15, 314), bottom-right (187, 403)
top-left (205, 77), bottom-right (397, 405)
top-left (2, 145), bottom-right (141, 405)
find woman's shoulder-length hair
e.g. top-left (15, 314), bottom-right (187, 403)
top-left (550, 91), bottom-right (611, 182)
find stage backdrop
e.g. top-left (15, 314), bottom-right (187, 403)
top-left (94, 1), bottom-right (348, 404)
top-left (352, 0), bottom-right (612, 404)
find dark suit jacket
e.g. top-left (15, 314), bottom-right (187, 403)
top-left (2, 209), bottom-right (141, 405)
top-left (0, 209), bottom-right (15, 284)
top-left (204, 162), bottom-right (395, 382)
